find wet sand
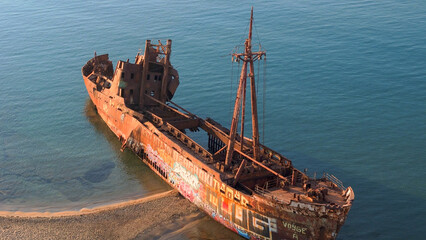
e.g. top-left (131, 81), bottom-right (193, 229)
top-left (0, 190), bottom-right (202, 240)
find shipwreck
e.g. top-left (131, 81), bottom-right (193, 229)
top-left (82, 9), bottom-right (354, 240)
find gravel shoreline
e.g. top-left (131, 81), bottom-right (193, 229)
top-left (0, 190), bottom-right (201, 240)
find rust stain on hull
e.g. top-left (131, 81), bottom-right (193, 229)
top-left (82, 9), bottom-right (354, 240)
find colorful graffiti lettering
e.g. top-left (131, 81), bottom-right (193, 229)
top-left (173, 162), bottom-right (200, 190)
top-left (206, 188), bottom-right (277, 239)
top-left (171, 150), bottom-right (213, 187)
top-left (146, 144), bottom-right (170, 174)
top-left (212, 178), bottom-right (250, 207)
top-left (177, 180), bottom-right (195, 202)
top-left (169, 162), bottom-right (203, 204)
top-left (144, 130), bottom-right (278, 240)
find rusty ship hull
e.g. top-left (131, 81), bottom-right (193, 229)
top-left (82, 11), bottom-right (353, 240)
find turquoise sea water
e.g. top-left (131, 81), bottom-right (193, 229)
top-left (0, 0), bottom-right (425, 239)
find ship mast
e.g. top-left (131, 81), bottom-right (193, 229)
top-left (225, 8), bottom-right (266, 185)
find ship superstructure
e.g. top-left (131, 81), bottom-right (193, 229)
top-left (82, 9), bottom-right (354, 240)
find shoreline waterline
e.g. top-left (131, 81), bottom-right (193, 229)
top-left (0, 190), bottom-right (209, 240)
top-left (0, 190), bottom-right (177, 217)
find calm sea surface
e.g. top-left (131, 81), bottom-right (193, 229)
top-left (1, 0), bottom-right (425, 239)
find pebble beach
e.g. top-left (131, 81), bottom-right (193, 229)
top-left (0, 190), bottom-right (201, 240)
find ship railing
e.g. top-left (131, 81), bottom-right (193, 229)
top-left (262, 178), bottom-right (279, 190)
top-left (254, 184), bottom-right (281, 201)
top-left (164, 122), bottom-right (213, 161)
top-left (142, 108), bottom-right (213, 161)
top-left (323, 172), bottom-right (345, 190)
top-left (254, 185), bottom-right (289, 205)
top-left (254, 185), bottom-right (274, 197)
top-left (259, 144), bottom-right (292, 167)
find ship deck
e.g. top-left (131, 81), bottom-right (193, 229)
top-left (255, 183), bottom-right (347, 206)
top-left (134, 103), bottom-right (350, 207)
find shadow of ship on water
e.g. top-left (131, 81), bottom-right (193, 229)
top-left (83, 98), bottom-right (171, 193)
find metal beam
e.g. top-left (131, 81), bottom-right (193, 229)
top-left (213, 145), bottom-right (227, 156)
top-left (234, 148), bottom-right (286, 181)
top-left (168, 118), bottom-right (200, 130)
top-left (224, 58), bottom-right (247, 168)
top-left (232, 159), bottom-right (247, 186)
top-left (144, 94), bottom-right (192, 119)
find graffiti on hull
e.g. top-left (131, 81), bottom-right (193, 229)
top-left (170, 161), bottom-right (201, 203)
top-left (204, 187), bottom-right (278, 239)
top-left (146, 144), bottom-right (171, 178)
top-left (145, 138), bottom-right (278, 239)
